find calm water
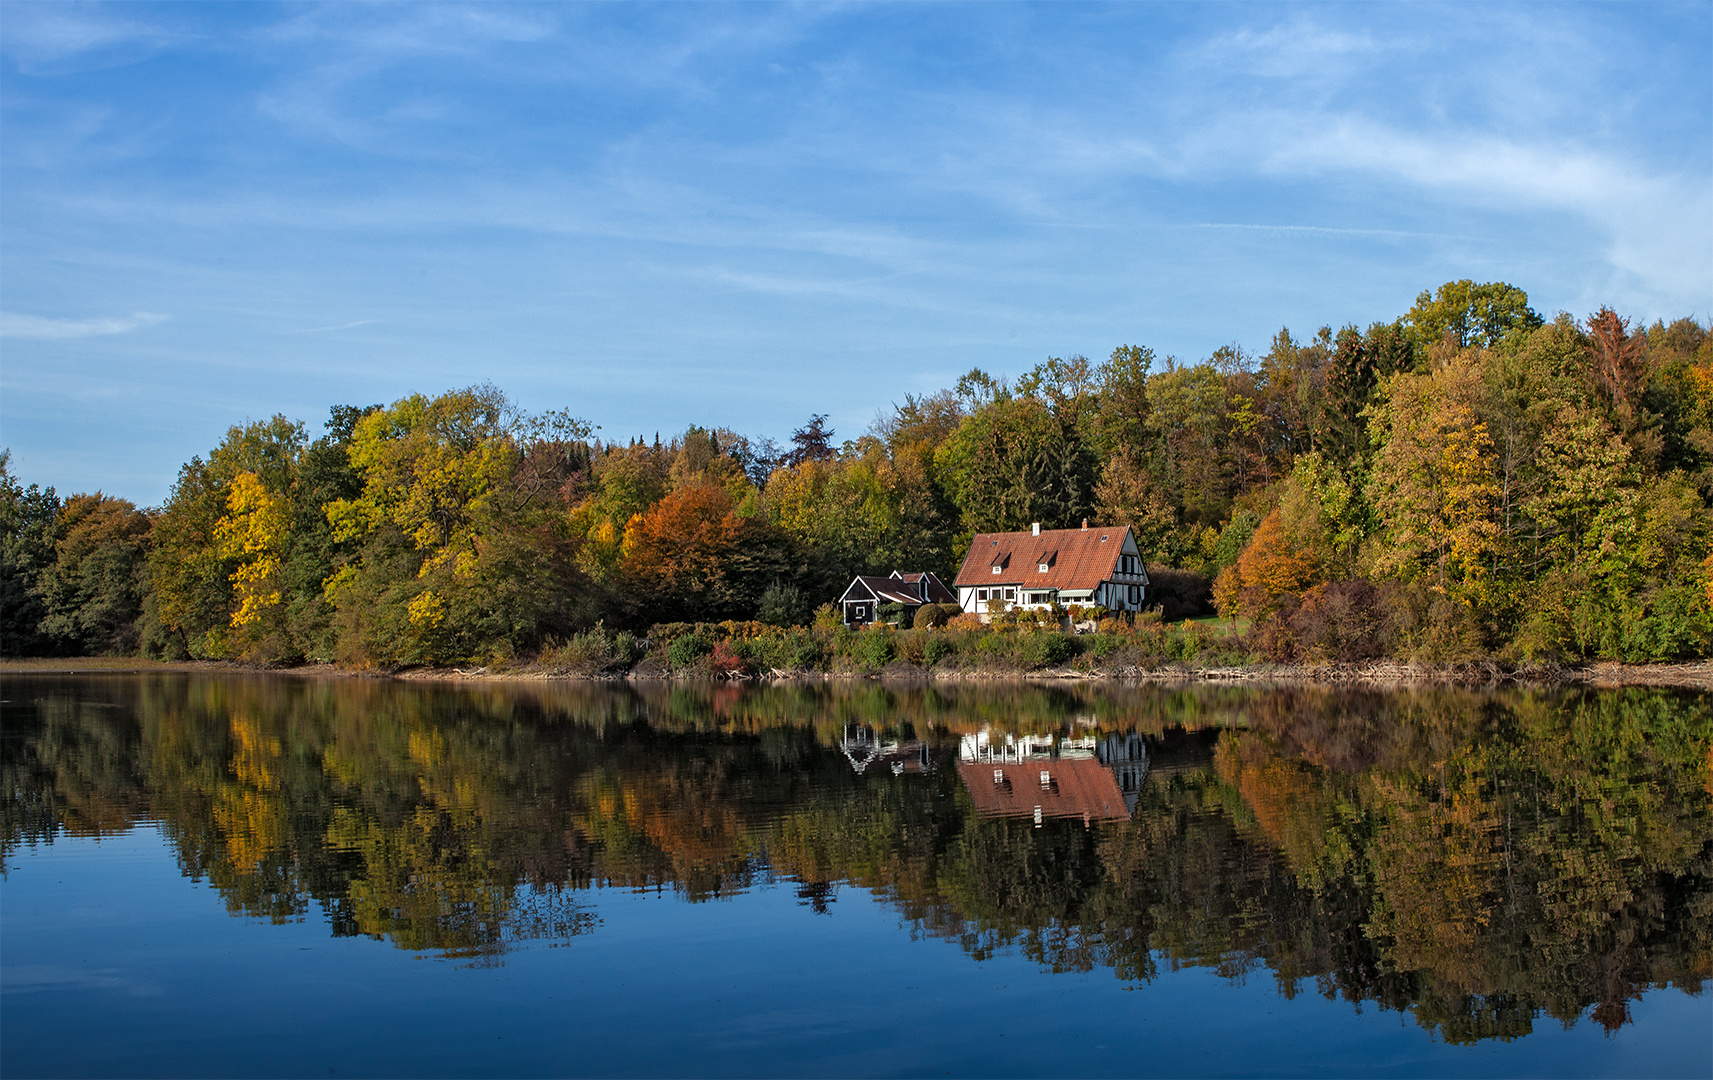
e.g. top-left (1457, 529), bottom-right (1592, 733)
top-left (2, 674), bottom-right (1709, 1078)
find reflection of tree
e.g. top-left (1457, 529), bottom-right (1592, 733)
top-left (2, 675), bottom-right (1707, 1038)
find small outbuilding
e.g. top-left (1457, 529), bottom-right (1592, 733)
top-left (839, 571), bottom-right (957, 627)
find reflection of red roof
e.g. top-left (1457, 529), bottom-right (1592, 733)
top-left (954, 526), bottom-right (1138, 591)
top-left (956, 758), bottom-right (1129, 822)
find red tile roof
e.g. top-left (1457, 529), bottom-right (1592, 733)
top-left (956, 758), bottom-right (1130, 822)
top-left (954, 525), bottom-right (1132, 591)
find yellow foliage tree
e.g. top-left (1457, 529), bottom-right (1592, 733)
top-left (214, 471), bottom-right (289, 635)
top-left (1367, 349), bottom-right (1503, 602)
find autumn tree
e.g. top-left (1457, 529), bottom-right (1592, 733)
top-left (34, 493), bottom-right (152, 655)
top-left (1404, 279), bottom-right (1543, 353)
top-left (0, 451), bottom-right (61, 656)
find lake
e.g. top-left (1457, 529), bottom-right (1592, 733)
top-left (2, 673), bottom-right (1709, 1078)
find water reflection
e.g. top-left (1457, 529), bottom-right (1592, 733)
top-left (2, 675), bottom-right (1708, 1042)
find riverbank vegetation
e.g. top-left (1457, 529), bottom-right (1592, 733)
top-left (4, 280), bottom-right (1710, 668)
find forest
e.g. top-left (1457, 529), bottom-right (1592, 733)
top-left (3, 279), bottom-right (1711, 669)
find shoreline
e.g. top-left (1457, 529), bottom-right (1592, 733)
top-left (3, 656), bottom-right (1709, 692)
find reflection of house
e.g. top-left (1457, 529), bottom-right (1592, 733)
top-left (956, 727), bottom-right (1146, 823)
top-left (960, 730), bottom-right (1061, 762)
top-left (840, 725), bottom-right (936, 775)
top-left (956, 757), bottom-right (1129, 824)
top-left (1096, 733), bottom-right (1150, 816)
top-left (839, 571), bottom-right (957, 627)
top-left (953, 522), bottom-right (1149, 620)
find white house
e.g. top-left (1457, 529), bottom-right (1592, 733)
top-left (952, 521), bottom-right (1149, 620)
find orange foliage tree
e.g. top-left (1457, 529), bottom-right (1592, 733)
top-left (1214, 509), bottom-right (1319, 619)
top-left (620, 483), bottom-right (796, 624)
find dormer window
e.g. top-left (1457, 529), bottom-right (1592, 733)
top-left (991, 564), bottom-right (1002, 574)
top-left (1038, 563), bottom-right (1049, 573)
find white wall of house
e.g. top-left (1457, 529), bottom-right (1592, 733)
top-left (956, 530), bottom-right (1148, 619)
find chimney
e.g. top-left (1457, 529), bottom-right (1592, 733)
top-left (1031, 522), bottom-right (1041, 536)
top-left (1081, 519), bottom-right (1088, 530)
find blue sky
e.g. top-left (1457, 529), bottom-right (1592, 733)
top-left (2, 2), bottom-right (1709, 505)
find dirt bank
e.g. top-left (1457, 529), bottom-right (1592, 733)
top-left (4, 656), bottom-right (1710, 691)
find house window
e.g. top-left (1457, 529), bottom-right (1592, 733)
top-left (977, 588), bottom-right (988, 601)
top-left (991, 564), bottom-right (1001, 574)
top-left (1129, 585), bottom-right (1140, 605)
top-left (1037, 563), bottom-right (1049, 573)
top-left (1005, 588), bottom-right (1016, 600)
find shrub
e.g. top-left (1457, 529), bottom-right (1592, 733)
top-left (1021, 632), bottom-right (1075, 668)
top-left (709, 639), bottom-right (749, 676)
top-left (853, 629), bottom-right (895, 670)
top-left (667, 632), bottom-right (711, 669)
top-left (1287, 580), bottom-right (1390, 661)
top-left (812, 603), bottom-right (843, 634)
top-left (749, 627), bottom-right (823, 670)
top-left (540, 625), bottom-right (614, 670)
top-left (876, 601), bottom-right (911, 628)
top-left (1086, 633), bottom-right (1121, 661)
top-left (1165, 621), bottom-right (1207, 661)
top-left (613, 631), bottom-right (642, 666)
top-left (915, 603), bottom-right (961, 629)
top-left (922, 635), bottom-right (954, 667)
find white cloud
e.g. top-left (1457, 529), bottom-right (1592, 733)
top-left (0, 311), bottom-right (168, 339)
top-left (1255, 116), bottom-right (1713, 310)
top-left (284, 319), bottom-right (379, 334)
top-left (1212, 19), bottom-right (1396, 79)
top-left (0, 5), bottom-right (190, 73)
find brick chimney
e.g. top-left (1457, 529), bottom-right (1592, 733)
top-left (1081, 519), bottom-right (1088, 530)
top-left (1031, 522), bottom-right (1041, 536)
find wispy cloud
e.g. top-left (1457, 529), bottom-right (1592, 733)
top-left (0, 5), bottom-right (192, 74)
top-left (1195, 223), bottom-right (1445, 242)
top-left (283, 319), bottom-right (380, 334)
top-left (0, 311), bottom-right (168, 339)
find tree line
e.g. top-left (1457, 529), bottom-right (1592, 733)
top-left (3, 279), bottom-right (1710, 665)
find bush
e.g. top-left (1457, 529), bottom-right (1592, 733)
top-left (914, 603), bottom-right (961, 629)
top-left (541, 625), bottom-right (616, 670)
top-left (667, 632), bottom-right (711, 669)
top-left (1021, 632), bottom-right (1075, 668)
top-left (750, 627), bottom-right (824, 670)
top-left (613, 631), bottom-right (642, 666)
top-left (812, 603), bottom-right (842, 634)
top-left (922, 635), bottom-right (954, 667)
top-left (709, 639), bottom-right (749, 676)
top-left (876, 601), bottom-right (911, 628)
top-left (1165, 621), bottom-right (1207, 661)
top-left (1086, 633), bottom-right (1121, 661)
top-left (1287, 581), bottom-right (1391, 661)
top-left (853, 629), bottom-right (895, 670)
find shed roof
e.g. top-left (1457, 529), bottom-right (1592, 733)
top-left (892, 571), bottom-right (957, 604)
top-left (840, 571), bottom-right (956, 606)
